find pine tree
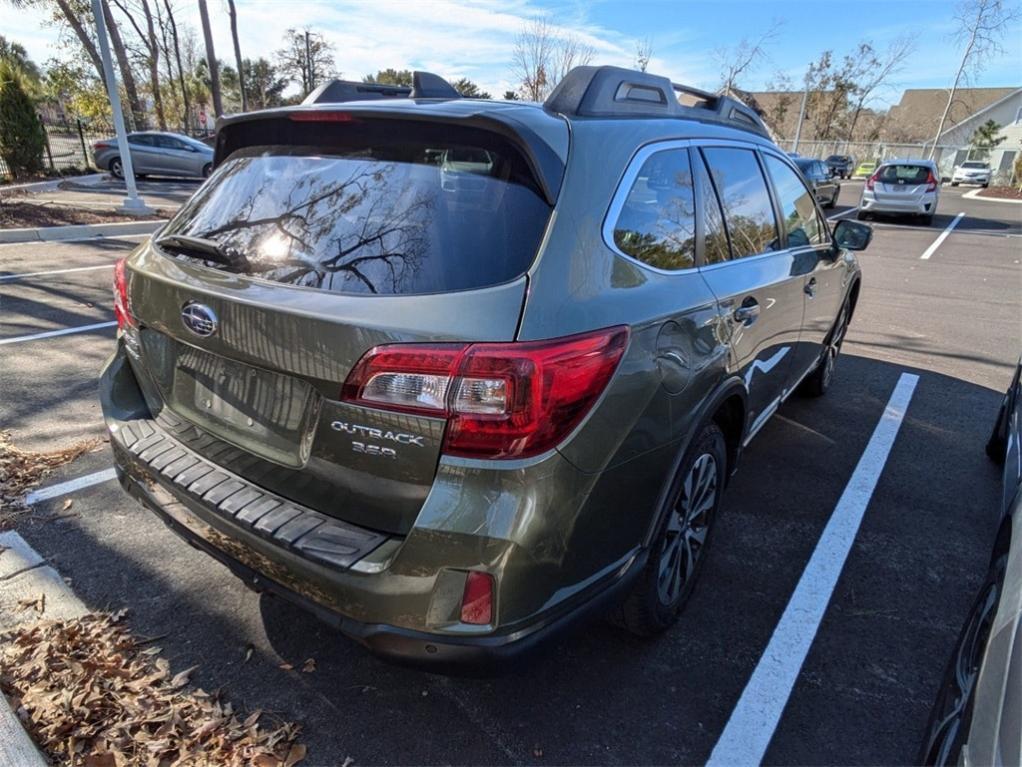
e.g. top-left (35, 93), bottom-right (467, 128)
top-left (0, 60), bottom-right (45, 180)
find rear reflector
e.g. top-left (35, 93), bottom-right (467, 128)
top-left (341, 327), bottom-right (629, 459)
top-left (460, 571), bottom-right (494, 625)
top-left (113, 258), bottom-right (135, 330)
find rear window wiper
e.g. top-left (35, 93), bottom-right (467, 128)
top-left (154, 234), bottom-right (246, 268)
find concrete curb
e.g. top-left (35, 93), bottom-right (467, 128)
top-left (962, 187), bottom-right (1022, 204)
top-left (0, 174), bottom-right (105, 197)
top-left (0, 219), bottom-right (166, 244)
top-left (0, 531), bottom-right (87, 767)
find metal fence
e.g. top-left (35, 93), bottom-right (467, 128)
top-left (785, 139), bottom-right (1020, 184)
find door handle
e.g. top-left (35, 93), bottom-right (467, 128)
top-left (804, 277), bottom-right (817, 297)
top-left (733, 299), bottom-right (760, 326)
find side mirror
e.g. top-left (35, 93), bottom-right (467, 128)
top-left (833, 219), bottom-right (872, 251)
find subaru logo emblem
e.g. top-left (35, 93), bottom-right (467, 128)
top-left (181, 302), bottom-right (218, 337)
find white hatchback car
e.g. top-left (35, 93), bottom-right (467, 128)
top-left (951, 160), bottom-right (992, 187)
top-left (858, 159), bottom-right (940, 226)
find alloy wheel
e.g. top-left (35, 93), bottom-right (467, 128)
top-left (657, 453), bottom-right (717, 605)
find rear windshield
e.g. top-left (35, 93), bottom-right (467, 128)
top-left (826, 155), bottom-right (848, 162)
top-left (157, 123), bottom-right (551, 296)
top-left (877, 164), bottom-right (930, 183)
top-left (961, 161), bottom-right (988, 169)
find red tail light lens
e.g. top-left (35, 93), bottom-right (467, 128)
top-left (865, 172), bottom-right (878, 191)
top-left (93, 141), bottom-right (112, 150)
top-left (341, 326), bottom-right (629, 459)
top-left (289, 111), bottom-right (358, 123)
top-left (925, 171), bottom-right (938, 192)
top-left (460, 571), bottom-right (494, 625)
top-left (113, 258), bottom-right (135, 330)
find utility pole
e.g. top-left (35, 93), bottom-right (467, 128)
top-left (91, 0), bottom-right (149, 214)
top-left (197, 0), bottom-right (223, 117)
top-left (305, 30), bottom-right (314, 94)
top-left (792, 81), bottom-right (809, 154)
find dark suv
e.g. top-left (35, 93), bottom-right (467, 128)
top-left (100, 67), bottom-right (870, 668)
top-left (825, 154), bottom-right (854, 179)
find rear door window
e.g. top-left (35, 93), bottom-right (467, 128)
top-left (157, 121), bottom-right (552, 296)
top-left (878, 164), bottom-right (930, 183)
top-left (763, 154), bottom-right (826, 248)
top-left (610, 148), bottom-right (696, 271)
top-left (701, 147), bottom-right (780, 259)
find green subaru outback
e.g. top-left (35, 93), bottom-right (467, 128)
top-left (100, 67), bottom-right (870, 668)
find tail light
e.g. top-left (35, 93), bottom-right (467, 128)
top-left (93, 141), bottom-right (112, 150)
top-left (289, 112), bottom-right (358, 123)
top-left (113, 258), bottom-right (135, 330)
top-left (925, 171), bottom-right (938, 192)
top-left (341, 326), bottom-right (629, 459)
top-left (865, 172), bottom-right (879, 191)
top-left (460, 571), bottom-right (494, 625)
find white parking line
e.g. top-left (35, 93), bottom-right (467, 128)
top-left (0, 321), bottom-right (117, 345)
top-left (24, 468), bottom-right (118, 505)
top-left (0, 264), bottom-right (114, 282)
top-left (707, 372), bottom-right (918, 767)
top-left (920, 212), bottom-right (965, 260)
top-left (0, 233), bottom-right (148, 248)
top-left (826, 208), bottom-right (855, 222)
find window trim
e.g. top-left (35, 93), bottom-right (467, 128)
top-left (601, 139), bottom-right (701, 274)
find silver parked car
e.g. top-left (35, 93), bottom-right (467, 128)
top-left (92, 132), bottom-right (214, 180)
top-left (951, 161), bottom-right (992, 187)
top-left (857, 159), bottom-right (940, 226)
top-left (920, 358), bottom-right (1022, 766)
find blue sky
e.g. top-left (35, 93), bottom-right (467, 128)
top-left (8, 0), bottom-right (1022, 106)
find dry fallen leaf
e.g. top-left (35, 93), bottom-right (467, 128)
top-left (62, 498), bottom-right (73, 511)
top-left (300, 658), bottom-right (316, 673)
top-left (278, 662), bottom-right (293, 672)
top-left (244, 643), bottom-right (255, 663)
top-left (285, 742), bottom-right (308, 767)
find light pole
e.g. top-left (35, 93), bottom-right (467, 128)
top-left (91, 0), bottom-right (150, 214)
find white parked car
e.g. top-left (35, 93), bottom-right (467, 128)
top-left (857, 159), bottom-right (940, 226)
top-left (951, 161), bottom-right (992, 187)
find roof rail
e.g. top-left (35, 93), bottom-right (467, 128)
top-left (302, 72), bottom-right (462, 105)
top-left (543, 65), bottom-right (769, 138)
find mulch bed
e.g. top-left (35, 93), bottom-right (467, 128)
top-left (976, 185), bottom-right (1022, 200)
top-left (0, 202), bottom-right (166, 228)
top-left (1, 613), bottom-right (307, 766)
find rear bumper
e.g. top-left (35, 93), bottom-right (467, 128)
top-left (100, 346), bottom-right (645, 670)
top-left (859, 192), bottom-right (936, 215)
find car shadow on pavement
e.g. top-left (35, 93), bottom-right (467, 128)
top-left (10, 353), bottom-right (1010, 766)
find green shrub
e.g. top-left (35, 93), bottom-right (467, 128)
top-left (0, 60), bottom-right (45, 180)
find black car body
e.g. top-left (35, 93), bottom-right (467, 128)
top-left (795, 158), bottom-right (841, 209)
top-left (825, 154), bottom-right (854, 179)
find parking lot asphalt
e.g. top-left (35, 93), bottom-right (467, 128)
top-left (1, 180), bottom-right (1019, 765)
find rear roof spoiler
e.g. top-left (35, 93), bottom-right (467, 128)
top-left (303, 71), bottom-right (461, 104)
top-left (544, 65), bottom-right (770, 138)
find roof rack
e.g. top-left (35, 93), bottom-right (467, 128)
top-left (302, 71), bottom-right (462, 105)
top-left (543, 65), bottom-right (769, 138)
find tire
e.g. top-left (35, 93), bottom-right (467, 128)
top-left (856, 210), bottom-right (870, 221)
top-left (800, 300), bottom-right (849, 398)
top-left (918, 553), bottom-right (1007, 766)
top-left (613, 422), bottom-right (727, 637)
top-left (985, 399), bottom-right (1009, 464)
top-left (826, 190), bottom-right (838, 209)
top-left (951, 181), bottom-right (959, 187)
top-left (921, 214), bottom-right (934, 226)
top-left (982, 182), bottom-right (989, 188)
top-left (202, 163), bottom-right (212, 179)
top-left (109, 157), bottom-right (124, 179)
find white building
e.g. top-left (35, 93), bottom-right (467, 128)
top-left (936, 88), bottom-right (1022, 183)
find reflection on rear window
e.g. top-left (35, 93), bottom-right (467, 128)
top-left (961, 161), bottom-right (988, 169)
top-left (877, 164), bottom-right (930, 183)
top-left (158, 128), bottom-right (551, 296)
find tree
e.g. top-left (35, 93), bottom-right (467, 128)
top-left (160, 0), bottom-right (190, 129)
top-left (843, 38), bottom-right (914, 142)
top-left (45, 58), bottom-right (111, 120)
top-left (634, 38), bottom-right (653, 73)
top-left (0, 36), bottom-right (42, 83)
top-left (929, 0), bottom-right (1021, 158)
top-left (363, 68), bottom-right (412, 86)
top-left (100, 0), bottom-right (145, 128)
top-left (452, 77), bottom-right (490, 99)
top-left (511, 18), bottom-right (593, 101)
top-left (502, 90), bottom-right (519, 101)
top-left (110, 0), bottom-right (167, 129)
top-left (715, 20), bottom-right (781, 97)
top-left (276, 28), bottom-right (335, 97)
top-left (969, 119), bottom-right (1006, 157)
top-left (196, 0), bottom-right (222, 116)
top-left (242, 57), bottom-right (287, 110)
top-left (0, 59), bottom-right (45, 178)
top-left (227, 0), bottom-right (246, 111)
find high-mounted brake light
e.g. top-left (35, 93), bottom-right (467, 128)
top-left (113, 258), bottom-right (135, 330)
top-left (341, 327), bottom-right (630, 459)
top-left (289, 111), bottom-right (358, 123)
